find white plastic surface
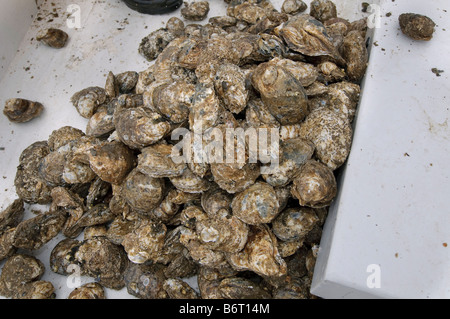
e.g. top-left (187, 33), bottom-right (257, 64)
top-left (0, 0), bottom-right (448, 300)
top-left (311, 0), bottom-right (450, 299)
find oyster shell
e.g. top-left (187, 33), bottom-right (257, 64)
top-left (3, 98), bottom-right (44, 123)
top-left (399, 13), bottom-right (436, 41)
top-left (275, 14), bottom-right (345, 65)
top-left (251, 60), bottom-right (309, 125)
top-left (36, 28), bottom-right (68, 48)
top-left (71, 87), bottom-right (107, 119)
top-left (231, 181), bottom-right (280, 225)
top-left (299, 107), bottom-right (353, 170)
top-left (14, 141), bottom-right (53, 204)
top-left (181, 1), bottom-right (210, 21)
top-left (67, 282), bottom-right (105, 299)
top-left (291, 160), bottom-right (337, 208)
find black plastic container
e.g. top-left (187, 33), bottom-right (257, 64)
top-left (122, 0), bottom-right (183, 14)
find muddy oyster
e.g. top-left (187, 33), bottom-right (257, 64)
top-left (139, 28), bottom-right (177, 62)
top-left (218, 276), bottom-right (271, 299)
top-left (36, 28), bottom-right (68, 48)
top-left (47, 126), bottom-right (85, 151)
top-left (399, 13), bottom-right (436, 41)
top-left (3, 98), bottom-right (44, 123)
top-left (0, 199), bottom-right (24, 234)
top-left (231, 181), bottom-right (280, 225)
top-left (211, 161), bottom-right (260, 194)
top-left (14, 141), bottom-right (53, 204)
top-left (137, 143), bottom-right (186, 178)
top-left (181, 1), bottom-right (210, 21)
top-left (115, 71), bottom-right (139, 94)
top-left (51, 186), bottom-right (86, 238)
top-left (122, 220), bottom-right (167, 264)
top-left (179, 226), bottom-right (229, 269)
top-left (272, 207), bottom-right (320, 242)
top-left (88, 141), bottom-right (136, 185)
top-left (163, 278), bottom-right (199, 299)
top-left (0, 228), bottom-right (18, 262)
top-left (275, 14), bottom-right (344, 65)
top-left (228, 224), bottom-right (287, 278)
top-left (68, 282), bottom-right (105, 299)
top-left (262, 137), bottom-right (315, 187)
top-left (251, 60), bottom-right (309, 125)
top-left (189, 83), bottom-right (222, 133)
top-left (12, 209), bottom-right (66, 251)
top-left (281, 0), bottom-right (307, 15)
top-left (124, 263), bottom-right (168, 299)
top-left (0, 254), bottom-right (54, 299)
top-left (196, 210), bottom-right (249, 253)
top-left (114, 107), bottom-right (171, 149)
top-left (309, 0), bottom-right (337, 23)
top-left (145, 80), bottom-right (194, 124)
top-left (169, 168), bottom-right (211, 194)
top-left (291, 160), bottom-right (337, 208)
top-left (213, 63), bottom-right (249, 114)
top-left (121, 168), bottom-right (165, 214)
top-left (74, 237), bottom-right (128, 290)
top-left (71, 87), bottom-right (107, 119)
top-left (299, 107), bottom-right (353, 171)
top-left (341, 30), bottom-right (368, 83)
top-left (50, 238), bottom-right (81, 276)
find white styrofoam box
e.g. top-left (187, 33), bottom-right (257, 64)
top-left (0, 0), bottom-right (448, 299)
top-left (311, 0), bottom-right (450, 299)
top-left (0, 0), bottom-right (37, 82)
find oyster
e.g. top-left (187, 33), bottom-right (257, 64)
top-left (196, 211), bottom-right (249, 253)
top-left (181, 1), bottom-right (210, 21)
top-left (0, 254), bottom-right (54, 299)
top-left (67, 282), bottom-right (105, 299)
top-left (231, 181), bottom-right (280, 225)
top-left (163, 278), bottom-right (199, 299)
top-left (299, 107), bottom-right (353, 170)
top-left (88, 141), bottom-right (136, 185)
top-left (137, 143), bottom-right (186, 178)
top-left (115, 71), bottom-right (139, 94)
top-left (213, 63), bottom-right (249, 114)
top-left (251, 60), bottom-right (309, 125)
top-left (139, 28), bottom-right (177, 62)
top-left (50, 238), bottom-right (81, 275)
top-left (309, 0), bottom-right (337, 23)
top-left (281, 0), bottom-right (308, 15)
top-left (272, 207), bottom-right (320, 242)
top-left (121, 168), bottom-right (165, 213)
top-left (114, 107), bottom-right (171, 149)
top-left (3, 98), bottom-right (44, 123)
top-left (122, 220), bottom-right (167, 264)
top-left (275, 14), bottom-right (345, 65)
top-left (218, 277), bottom-right (271, 299)
top-left (291, 160), bottom-right (337, 208)
top-left (14, 141), bottom-right (53, 204)
top-left (341, 30), bottom-right (368, 83)
top-left (71, 87), bottom-right (107, 119)
top-left (227, 225), bottom-right (287, 278)
top-left (36, 28), bottom-right (68, 48)
top-left (124, 263), bottom-right (168, 299)
top-left (12, 209), bottom-right (66, 250)
top-left (261, 137), bottom-right (315, 187)
top-left (0, 199), bottom-right (24, 233)
top-left (399, 13), bottom-right (436, 41)
top-left (74, 237), bottom-right (128, 290)
top-left (146, 80), bottom-right (194, 123)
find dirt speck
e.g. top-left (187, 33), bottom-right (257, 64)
top-left (431, 68), bottom-right (444, 77)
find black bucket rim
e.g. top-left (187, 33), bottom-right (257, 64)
top-left (121, 0), bottom-right (183, 15)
